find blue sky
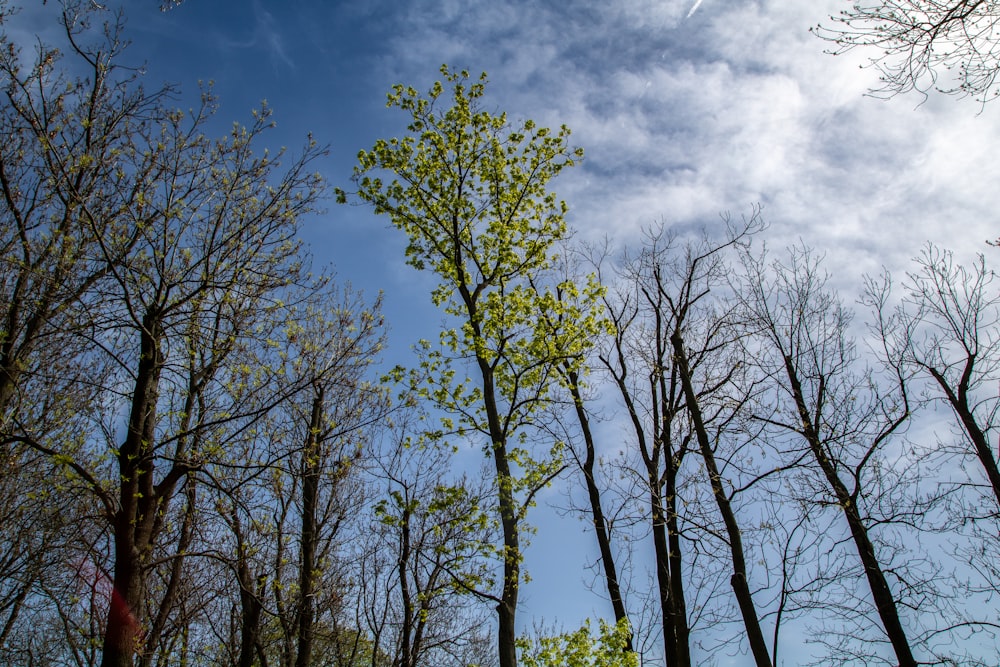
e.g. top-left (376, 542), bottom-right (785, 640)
top-left (10, 0), bottom-right (1000, 661)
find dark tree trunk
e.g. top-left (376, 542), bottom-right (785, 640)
top-left (928, 365), bottom-right (1000, 511)
top-left (605, 328), bottom-right (692, 666)
top-left (566, 369), bottom-right (632, 651)
top-left (672, 331), bottom-right (772, 667)
top-left (397, 499), bottom-right (413, 667)
top-left (783, 355), bottom-right (917, 667)
top-left (295, 388), bottom-right (325, 667)
top-left (478, 358), bottom-right (520, 667)
top-left (103, 313), bottom-right (164, 667)
top-left (238, 571), bottom-right (266, 667)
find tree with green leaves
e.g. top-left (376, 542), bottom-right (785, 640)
top-left (0, 4), bottom-right (328, 663)
top-left (343, 66), bottom-right (603, 667)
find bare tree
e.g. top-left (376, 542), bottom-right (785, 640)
top-left (737, 244), bottom-right (933, 666)
top-left (599, 232), bottom-right (696, 667)
top-left (867, 244), bottom-right (1000, 656)
top-left (528, 248), bottom-right (632, 653)
top-left (666, 245), bottom-right (773, 667)
top-left (877, 245), bottom-right (1000, 513)
top-left (813, 0), bottom-right (1000, 104)
top-left (592, 214), bottom-right (777, 666)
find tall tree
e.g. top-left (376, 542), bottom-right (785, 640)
top-left (600, 218), bottom-right (773, 666)
top-left (526, 248), bottom-right (629, 653)
top-left (0, 14), bottom-right (165, 644)
top-left (92, 95), bottom-right (323, 667)
top-left (344, 66), bottom-right (601, 667)
top-left (0, 6), bottom-right (327, 659)
top-left (737, 245), bottom-right (925, 666)
top-left (598, 234), bottom-right (696, 667)
top-left (868, 245), bottom-right (1000, 656)
top-left (0, 0), bottom-right (166, 421)
top-left (874, 245), bottom-right (1000, 514)
top-left (664, 232), bottom-right (772, 667)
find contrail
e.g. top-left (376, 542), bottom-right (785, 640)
top-left (687, 0), bottom-right (704, 18)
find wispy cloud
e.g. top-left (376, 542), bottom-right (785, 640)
top-left (218, 0), bottom-right (294, 71)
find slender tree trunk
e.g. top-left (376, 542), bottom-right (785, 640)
top-left (295, 388), bottom-right (325, 667)
top-left (478, 359), bottom-right (519, 667)
top-left (672, 331), bottom-right (772, 667)
top-left (566, 370), bottom-right (632, 651)
top-left (663, 459), bottom-right (690, 667)
top-left (606, 341), bottom-right (691, 666)
top-left (650, 484), bottom-right (685, 667)
top-left (783, 356), bottom-right (917, 667)
top-left (238, 571), bottom-right (265, 667)
top-left (397, 499), bottom-right (413, 667)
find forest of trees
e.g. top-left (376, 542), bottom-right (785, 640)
top-left (2, 1), bottom-right (1000, 666)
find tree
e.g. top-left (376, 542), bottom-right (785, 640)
top-left (597, 232), bottom-right (699, 667)
top-left (344, 65), bottom-right (602, 667)
top-left (868, 244), bottom-right (1000, 655)
top-left (559, 373), bottom-right (633, 652)
top-left (200, 283), bottom-right (388, 667)
top-left (876, 244), bottom-right (1000, 515)
top-left (590, 217), bottom-right (777, 666)
top-left (362, 416), bottom-right (497, 667)
top-left (664, 230), bottom-right (773, 667)
top-left (0, 5), bottom-right (327, 663)
top-left (89, 95), bottom-right (323, 667)
top-left (813, 1), bottom-right (1000, 104)
top-left (518, 247), bottom-right (630, 654)
top-left (737, 245), bottom-right (931, 666)
top-left (0, 14), bottom-right (168, 625)
top-left (0, 2), bottom-right (180, 662)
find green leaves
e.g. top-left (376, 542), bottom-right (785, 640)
top-left (517, 619), bottom-right (638, 667)
top-left (348, 65), bottom-right (598, 445)
top-left (351, 65), bottom-right (579, 295)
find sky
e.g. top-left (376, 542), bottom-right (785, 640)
top-left (104, 0), bottom-right (1000, 300)
top-left (8, 0), bottom-right (1000, 662)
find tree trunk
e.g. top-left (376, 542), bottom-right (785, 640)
top-left (566, 370), bottom-right (632, 651)
top-left (783, 355), bottom-right (917, 667)
top-left (478, 359), bottom-right (519, 667)
top-left (672, 331), bottom-right (772, 667)
top-left (397, 498), bottom-right (413, 667)
top-left (929, 365), bottom-right (1000, 511)
top-left (103, 313), bottom-right (164, 667)
top-left (295, 388), bottom-right (325, 667)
